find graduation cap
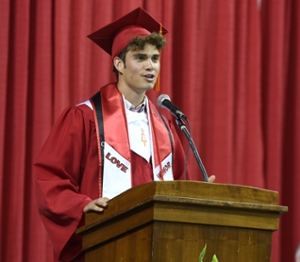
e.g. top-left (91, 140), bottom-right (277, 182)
top-left (88, 7), bottom-right (168, 91)
top-left (88, 7), bottom-right (168, 58)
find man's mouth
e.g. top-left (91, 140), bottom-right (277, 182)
top-left (143, 74), bottom-right (155, 82)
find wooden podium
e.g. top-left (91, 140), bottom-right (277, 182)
top-left (77, 181), bottom-right (287, 262)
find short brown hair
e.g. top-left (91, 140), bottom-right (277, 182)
top-left (113, 32), bottom-right (166, 79)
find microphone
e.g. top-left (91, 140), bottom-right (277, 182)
top-left (157, 94), bottom-right (209, 182)
top-left (157, 94), bottom-right (187, 119)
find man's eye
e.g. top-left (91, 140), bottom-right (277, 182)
top-left (137, 56), bottom-right (144, 61)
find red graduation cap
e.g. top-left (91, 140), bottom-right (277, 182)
top-left (88, 7), bottom-right (168, 59)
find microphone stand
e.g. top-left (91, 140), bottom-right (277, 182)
top-left (175, 117), bottom-right (209, 182)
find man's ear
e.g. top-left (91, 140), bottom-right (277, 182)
top-left (113, 57), bottom-right (124, 75)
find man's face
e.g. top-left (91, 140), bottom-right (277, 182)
top-left (118, 44), bottom-right (160, 95)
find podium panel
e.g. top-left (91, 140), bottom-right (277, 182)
top-left (77, 181), bottom-right (287, 262)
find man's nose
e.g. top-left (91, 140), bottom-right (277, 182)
top-left (146, 59), bottom-right (154, 69)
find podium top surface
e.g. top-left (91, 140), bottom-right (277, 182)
top-left (78, 181), bottom-right (288, 233)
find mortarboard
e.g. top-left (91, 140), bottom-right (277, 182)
top-left (88, 7), bottom-right (168, 59)
top-left (88, 7), bottom-right (168, 92)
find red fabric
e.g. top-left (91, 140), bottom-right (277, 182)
top-left (99, 83), bottom-right (174, 173)
top-left (33, 84), bottom-right (188, 261)
top-left (88, 7), bottom-right (168, 57)
top-left (1, 1), bottom-right (300, 262)
top-left (33, 105), bottom-right (96, 262)
top-left (261, 0), bottom-right (300, 261)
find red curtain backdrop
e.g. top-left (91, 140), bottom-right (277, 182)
top-left (261, 0), bottom-right (300, 260)
top-left (0, 0), bottom-right (299, 261)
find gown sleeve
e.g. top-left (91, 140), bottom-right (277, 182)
top-left (33, 105), bottom-right (94, 262)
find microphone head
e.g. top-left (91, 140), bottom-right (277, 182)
top-left (157, 94), bottom-right (171, 108)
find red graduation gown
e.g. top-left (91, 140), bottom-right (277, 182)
top-left (33, 85), bottom-right (189, 262)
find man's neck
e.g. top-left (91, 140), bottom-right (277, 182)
top-left (117, 84), bottom-right (146, 107)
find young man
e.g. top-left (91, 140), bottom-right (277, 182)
top-left (34, 7), bottom-right (215, 262)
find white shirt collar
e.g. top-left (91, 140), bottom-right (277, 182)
top-left (123, 96), bottom-right (147, 113)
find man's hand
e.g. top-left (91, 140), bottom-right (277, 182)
top-left (208, 175), bottom-right (216, 183)
top-left (83, 197), bottom-right (110, 213)
top-left (83, 176), bottom-right (215, 213)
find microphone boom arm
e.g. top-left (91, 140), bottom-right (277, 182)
top-left (175, 117), bottom-right (209, 182)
